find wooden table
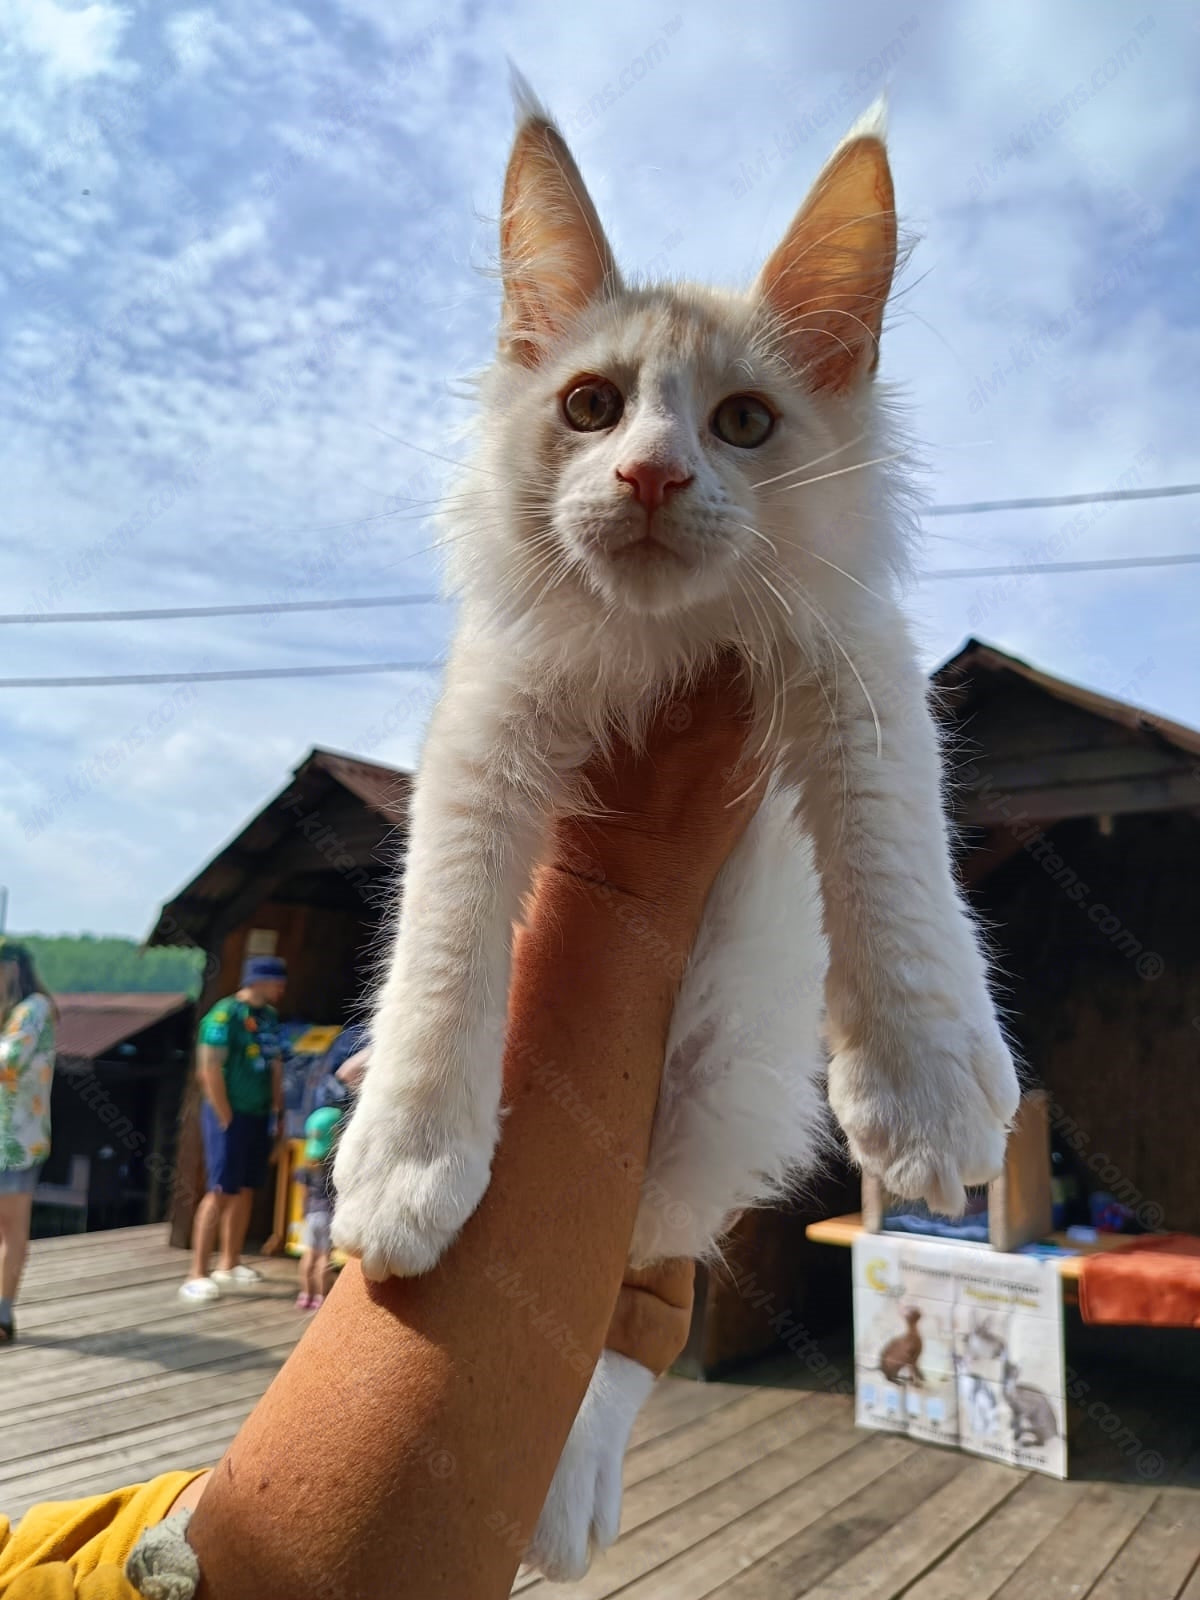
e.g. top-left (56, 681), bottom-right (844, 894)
top-left (806, 1212), bottom-right (1139, 1299)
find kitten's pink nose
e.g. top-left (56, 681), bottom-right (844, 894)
top-left (616, 462), bottom-right (693, 516)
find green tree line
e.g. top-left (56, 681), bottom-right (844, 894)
top-left (15, 934), bottom-right (206, 996)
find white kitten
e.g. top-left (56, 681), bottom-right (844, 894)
top-left (334, 85), bottom-right (1019, 1579)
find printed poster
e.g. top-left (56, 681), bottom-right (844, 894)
top-left (852, 1233), bottom-right (1066, 1478)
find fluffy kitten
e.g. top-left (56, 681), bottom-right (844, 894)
top-left (333, 85), bottom-right (1019, 1579)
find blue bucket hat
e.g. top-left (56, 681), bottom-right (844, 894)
top-left (241, 954), bottom-right (287, 985)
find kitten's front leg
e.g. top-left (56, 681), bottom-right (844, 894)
top-left (786, 612), bottom-right (1020, 1214)
top-left (333, 672), bottom-right (561, 1279)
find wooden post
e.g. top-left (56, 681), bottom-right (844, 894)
top-left (263, 1135), bottom-right (294, 1257)
top-left (167, 1078), bottom-right (207, 1250)
top-left (862, 1172), bottom-right (884, 1233)
top-left (990, 1089), bottom-right (1052, 1252)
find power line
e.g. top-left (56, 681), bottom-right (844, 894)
top-left (6, 481), bottom-right (1198, 628)
top-left (5, 546), bottom-right (1199, 634)
top-left (3, 549), bottom-right (1199, 686)
top-left (923, 481), bottom-right (1200, 516)
top-left (0, 592), bottom-right (441, 626)
top-left (923, 551), bottom-right (1200, 580)
top-left (3, 476), bottom-right (1198, 681)
top-left (0, 661), bottom-right (443, 690)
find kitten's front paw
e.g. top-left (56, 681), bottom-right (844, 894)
top-left (332, 1097), bottom-right (496, 1280)
top-left (525, 1351), bottom-right (654, 1581)
top-left (829, 1010), bottom-right (1019, 1216)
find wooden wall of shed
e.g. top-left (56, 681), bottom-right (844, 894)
top-left (202, 899), bottom-right (377, 1022)
top-left (941, 675), bottom-right (1199, 828)
top-left (973, 808), bottom-right (1200, 1232)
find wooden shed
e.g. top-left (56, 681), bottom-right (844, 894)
top-left (936, 638), bottom-right (1200, 1234)
top-left (145, 746), bottom-right (411, 1247)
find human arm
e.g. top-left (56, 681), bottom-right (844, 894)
top-left (185, 665), bottom-right (758, 1600)
top-left (334, 1048), bottom-right (369, 1091)
top-left (195, 1044), bottom-right (232, 1129)
top-left (0, 995), bottom-right (50, 1144)
top-left (0, 995), bottom-right (49, 1076)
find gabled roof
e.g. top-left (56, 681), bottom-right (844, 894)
top-left (291, 748), bottom-right (412, 825)
top-left (296, 748), bottom-right (413, 823)
top-left (146, 747), bottom-right (412, 949)
top-left (55, 992), bottom-right (192, 1061)
top-left (935, 638), bottom-right (1200, 834)
top-left (934, 638), bottom-right (1200, 760)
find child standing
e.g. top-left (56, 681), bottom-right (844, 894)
top-left (297, 1106), bottom-right (340, 1311)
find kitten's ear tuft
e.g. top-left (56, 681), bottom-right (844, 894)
top-left (845, 93), bottom-right (888, 146)
top-left (499, 85), bottom-right (619, 366)
top-left (507, 61), bottom-right (551, 127)
top-left (754, 113), bottom-right (897, 394)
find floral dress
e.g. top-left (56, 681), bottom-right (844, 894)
top-left (0, 994), bottom-right (55, 1172)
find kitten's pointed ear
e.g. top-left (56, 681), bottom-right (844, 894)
top-left (754, 104), bottom-right (897, 393)
top-left (500, 80), bottom-right (619, 366)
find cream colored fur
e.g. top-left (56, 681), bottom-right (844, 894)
top-left (333, 88), bottom-right (1019, 1579)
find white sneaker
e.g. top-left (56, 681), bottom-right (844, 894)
top-left (211, 1265), bottom-right (264, 1289)
top-left (179, 1277), bottom-right (220, 1303)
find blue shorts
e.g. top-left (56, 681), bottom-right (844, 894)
top-left (0, 1163), bottom-right (43, 1197)
top-left (201, 1104), bottom-right (271, 1195)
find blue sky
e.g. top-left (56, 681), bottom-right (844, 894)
top-left (2, 0), bottom-right (1198, 936)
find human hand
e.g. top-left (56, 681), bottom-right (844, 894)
top-left (335, 1049), bottom-right (369, 1091)
top-left (549, 654), bottom-right (763, 941)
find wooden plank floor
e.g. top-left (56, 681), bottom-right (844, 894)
top-left (2, 1224), bottom-right (307, 1518)
top-left (6, 1227), bottom-right (1200, 1599)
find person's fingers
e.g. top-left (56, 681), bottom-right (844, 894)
top-left (554, 653), bottom-right (766, 925)
top-left (579, 650), bottom-right (756, 818)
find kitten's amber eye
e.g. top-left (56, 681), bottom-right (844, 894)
top-left (563, 378), bottom-right (624, 432)
top-left (712, 394), bottom-right (775, 448)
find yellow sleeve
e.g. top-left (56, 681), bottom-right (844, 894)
top-left (0, 1470), bottom-right (204, 1597)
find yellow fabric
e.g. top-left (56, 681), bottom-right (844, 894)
top-left (0, 1470), bottom-right (203, 1598)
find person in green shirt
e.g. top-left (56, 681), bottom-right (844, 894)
top-left (180, 957), bottom-right (287, 1304)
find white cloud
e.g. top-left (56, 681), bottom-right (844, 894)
top-left (2, 0), bottom-right (1199, 933)
top-left (0, 0), bottom-right (132, 88)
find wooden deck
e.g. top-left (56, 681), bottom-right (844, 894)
top-left (6, 1226), bottom-right (1200, 1597)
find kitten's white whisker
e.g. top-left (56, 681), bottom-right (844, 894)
top-left (728, 569), bottom-right (781, 769)
top-left (750, 431), bottom-right (870, 492)
top-left (740, 522), bottom-right (778, 555)
top-left (743, 536), bottom-right (881, 768)
top-left (741, 526), bottom-right (889, 606)
top-left (738, 559), bottom-right (793, 760)
top-left (763, 450), bottom-right (908, 497)
top-left (792, 590), bottom-right (883, 760)
top-left (746, 561), bottom-right (794, 619)
top-left (364, 421), bottom-right (505, 479)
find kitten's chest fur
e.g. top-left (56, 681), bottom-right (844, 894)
top-left (461, 593), bottom-right (818, 756)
